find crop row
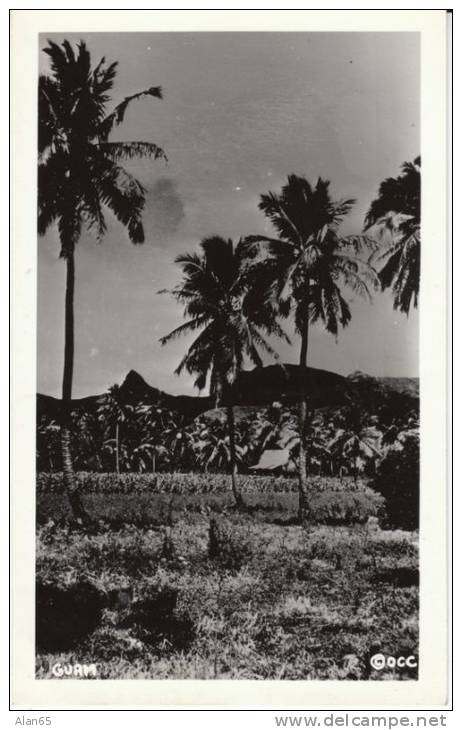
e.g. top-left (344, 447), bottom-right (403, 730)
top-left (37, 471), bottom-right (366, 496)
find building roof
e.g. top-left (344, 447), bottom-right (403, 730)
top-left (250, 448), bottom-right (291, 471)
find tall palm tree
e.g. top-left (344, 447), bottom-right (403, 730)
top-left (246, 174), bottom-right (377, 517)
top-left (38, 40), bottom-right (166, 521)
top-left (364, 156), bottom-right (420, 314)
top-left (160, 236), bottom-right (288, 508)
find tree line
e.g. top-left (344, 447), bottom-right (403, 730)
top-left (37, 395), bottom-right (418, 480)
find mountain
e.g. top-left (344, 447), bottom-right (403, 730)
top-left (117, 370), bottom-right (212, 417)
top-left (233, 364), bottom-right (347, 407)
top-left (37, 364), bottom-right (419, 423)
top-left (347, 370), bottom-right (419, 398)
top-left (37, 369), bottom-right (211, 423)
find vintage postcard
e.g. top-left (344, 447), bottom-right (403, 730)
top-left (11, 10), bottom-right (450, 707)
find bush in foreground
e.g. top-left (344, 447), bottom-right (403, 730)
top-left (371, 435), bottom-right (419, 530)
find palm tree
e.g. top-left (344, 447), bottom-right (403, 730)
top-left (163, 415), bottom-right (198, 471)
top-left (251, 402), bottom-right (296, 460)
top-left (196, 423), bottom-right (247, 473)
top-left (97, 385), bottom-right (134, 474)
top-left (246, 174), bottom-right (377, 517)
top-left (364, 156), bottom-right (420, 314)
top-left (134, 402), bottom-right (174, 472)
top-left (70, 409), bottom-right (104, 472)
top-left (160, 236), bottom-right (288, 508)
top-left (283, 416), bottom-right (331, 476)
top-left (38, 40), bottom-right (166, 521)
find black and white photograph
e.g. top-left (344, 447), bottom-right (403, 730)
top-left (11, 9), bottom-right (449, 709)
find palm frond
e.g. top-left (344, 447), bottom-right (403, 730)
top-left (159, 314), bottom-right (210, 345)
top-left (365, 157), bottom-right (420, 229)
top-left (97, 141), bottom-right (167, 162)
top-left (97, 164), bottom-right (146, 243)
top-left (98, 86), bottom-right (163, 140)
top-left (39, 39), bottom-right (165, 252)
top-left (161, 236), bottom-right (287, 397)
top-left (330, 197), bottom-right (356, 224)
top-left (339, 234), bottom-right (379, 254)
top-left (259, 191), bottom-right (302, 245)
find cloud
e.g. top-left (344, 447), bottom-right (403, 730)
top-left (145, 177), bottom-right (185, 241)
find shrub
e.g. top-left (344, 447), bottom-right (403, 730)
top-left (309, 489), bottom-right (385, 526)
top-left (208, 517), bottom-right (253, 569)
top-left (371, 435), bottom-right (419, 530)
top-left (36, 579), bottom-right (104, 651)
top-left (118, 583), bottom-right (196, 653)
top-left (159, 527), bottom-right (176, 560)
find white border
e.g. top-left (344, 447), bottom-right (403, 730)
top-left (10, 9), bottom-right (449, 708)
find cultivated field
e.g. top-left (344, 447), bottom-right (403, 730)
top-left (36, 473), bottom-right (419, 680)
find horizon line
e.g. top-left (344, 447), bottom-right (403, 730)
top-left (37, 363), bottom-right (420, 401)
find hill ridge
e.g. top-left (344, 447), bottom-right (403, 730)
top-left (37, 364), bottom-right (418, 424)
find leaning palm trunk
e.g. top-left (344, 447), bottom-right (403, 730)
top-left (226, 404), bottom-right (244, 510)
top-left (297, 306), bottom-right (310, 521)
top-left (60, 251), bottom-right (90, 523)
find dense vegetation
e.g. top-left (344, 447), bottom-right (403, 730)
top-left (372, 433), bottom-right (419, 530)
top-left (37, 396), bottom-right (418, 475)
top-left (37, 473), bottom-right (385, 527)
top-left (36, 40), bottom-right (421, 681)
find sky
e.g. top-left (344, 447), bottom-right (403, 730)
top-left (38, 32), bottom-right (420, 398)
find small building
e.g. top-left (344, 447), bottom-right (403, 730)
top-left (250, 448), bottom-right (294, 475)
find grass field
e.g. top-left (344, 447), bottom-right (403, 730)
top-left (36, 473), bottom-right (419, 680)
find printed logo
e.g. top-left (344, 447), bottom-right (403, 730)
top-left (370, 653), bottom-right (417, 671)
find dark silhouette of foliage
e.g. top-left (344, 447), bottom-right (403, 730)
top-left (365, 157), bottom-right (420, 314)
top-left (36, 579), bottom-right (105, 651)
top-left (371, 434), bottom-right (419, 529)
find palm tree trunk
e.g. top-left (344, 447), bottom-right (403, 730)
top-left (115, 422), bottom-right (120, 474)
top-left (298, 305), bottom-right (310, 521)
top-left (60, 250), bottom-right (90, 524)
top-left (226, 404), bottom-right (244, 510)
top-left (152, 451), bottom-right (156, 473)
